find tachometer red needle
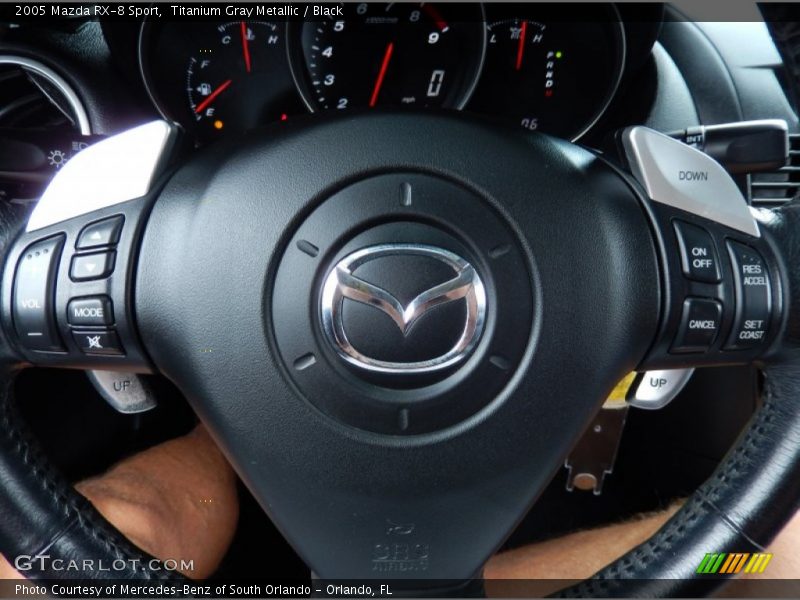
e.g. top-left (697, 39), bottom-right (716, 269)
top-left (515, 20), bottom-right (528, 71)
top-left (194, 79), bottom-right (232, 114)
top-left (369, 42), bottom-right (394, 108)
top-left (422, 4), bottom-right (449, 33)
top-left (240, 21), bottom-right (252, 73)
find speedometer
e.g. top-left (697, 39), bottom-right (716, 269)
top-left (290, 3), bottom-right (486, 111)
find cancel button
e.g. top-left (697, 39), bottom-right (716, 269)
top-left (68, 296), bottom-right (114, 326)
top-left (671, 297), bottom-right (722, 354)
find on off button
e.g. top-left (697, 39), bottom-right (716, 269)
top-left (673, 220), bottom-right (721, 283)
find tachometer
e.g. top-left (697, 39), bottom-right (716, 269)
top-left (291, 3), bottom-right (486, 111)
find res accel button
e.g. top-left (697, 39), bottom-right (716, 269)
top-left (671, 297), bottom-right (722, 353)
top-left (725, 241), bottom-right (771, 350)
top-left (673, 220), bottom-right (721, 283)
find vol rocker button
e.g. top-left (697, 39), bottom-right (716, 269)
top-left (13, 235), bottom-right (66, 352)
top-left (671, 297), bottom-right (722, 353)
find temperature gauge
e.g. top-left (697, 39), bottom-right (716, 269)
top-left (468, 15), bottom-right (625, 140)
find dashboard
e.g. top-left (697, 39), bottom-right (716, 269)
top-left (137, 3), bottom-right (626, 143)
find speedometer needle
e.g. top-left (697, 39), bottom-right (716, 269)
top-left (369, 42), bottom-right (394, 108)
top-left (515, 20), bottom-right (528, 71)
top-left (194, 79), bottom-right (232, 114)
top-left (240, 21), bottom-right (252, 73)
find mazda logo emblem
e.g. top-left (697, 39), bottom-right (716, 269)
top-left (320, 244), bottom-right (487, 374)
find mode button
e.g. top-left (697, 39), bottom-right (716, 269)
top-left (68, 296), bottom-right (114, 326)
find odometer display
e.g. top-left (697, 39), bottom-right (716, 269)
top-left (293, 3), bottom-right (486, 111)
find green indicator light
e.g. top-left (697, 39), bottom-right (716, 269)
top-left (555, 51), bottom-right (563, 59)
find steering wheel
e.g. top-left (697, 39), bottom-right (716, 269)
top-left (1, 94), bottom-right (800, 596)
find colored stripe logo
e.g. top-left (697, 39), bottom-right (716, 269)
top-left (696, 552), bottom-right (773, 574)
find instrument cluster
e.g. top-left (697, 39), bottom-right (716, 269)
top-left (139, 3), bottom-right (625, 143)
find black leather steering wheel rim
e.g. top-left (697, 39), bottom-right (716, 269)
top-left (0, 372), bottom-right (186, 582)
top-left (560, 355), bottom-right (800, 596)
top-left (0, 19), bottom-right (799, 598)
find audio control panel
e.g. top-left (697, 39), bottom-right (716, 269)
top-left (2, 198), bottom-right (152, 372)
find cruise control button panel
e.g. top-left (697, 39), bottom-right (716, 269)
top-left (633, 197), bottom-right (781, 370)
top-left (622, 127), bottom-right (782, 369)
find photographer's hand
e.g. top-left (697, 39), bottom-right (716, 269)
top-left (0, 425), bottom-right (239, 580)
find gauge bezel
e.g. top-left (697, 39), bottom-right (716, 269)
top-left (568, 4), bottom-right (626, 142)
top-left (138, 17), bottom-right (208, 146)
top-left (137, 19), bottom-right (179, 127)
top-left (286, 3), bottom-right (488, 113)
